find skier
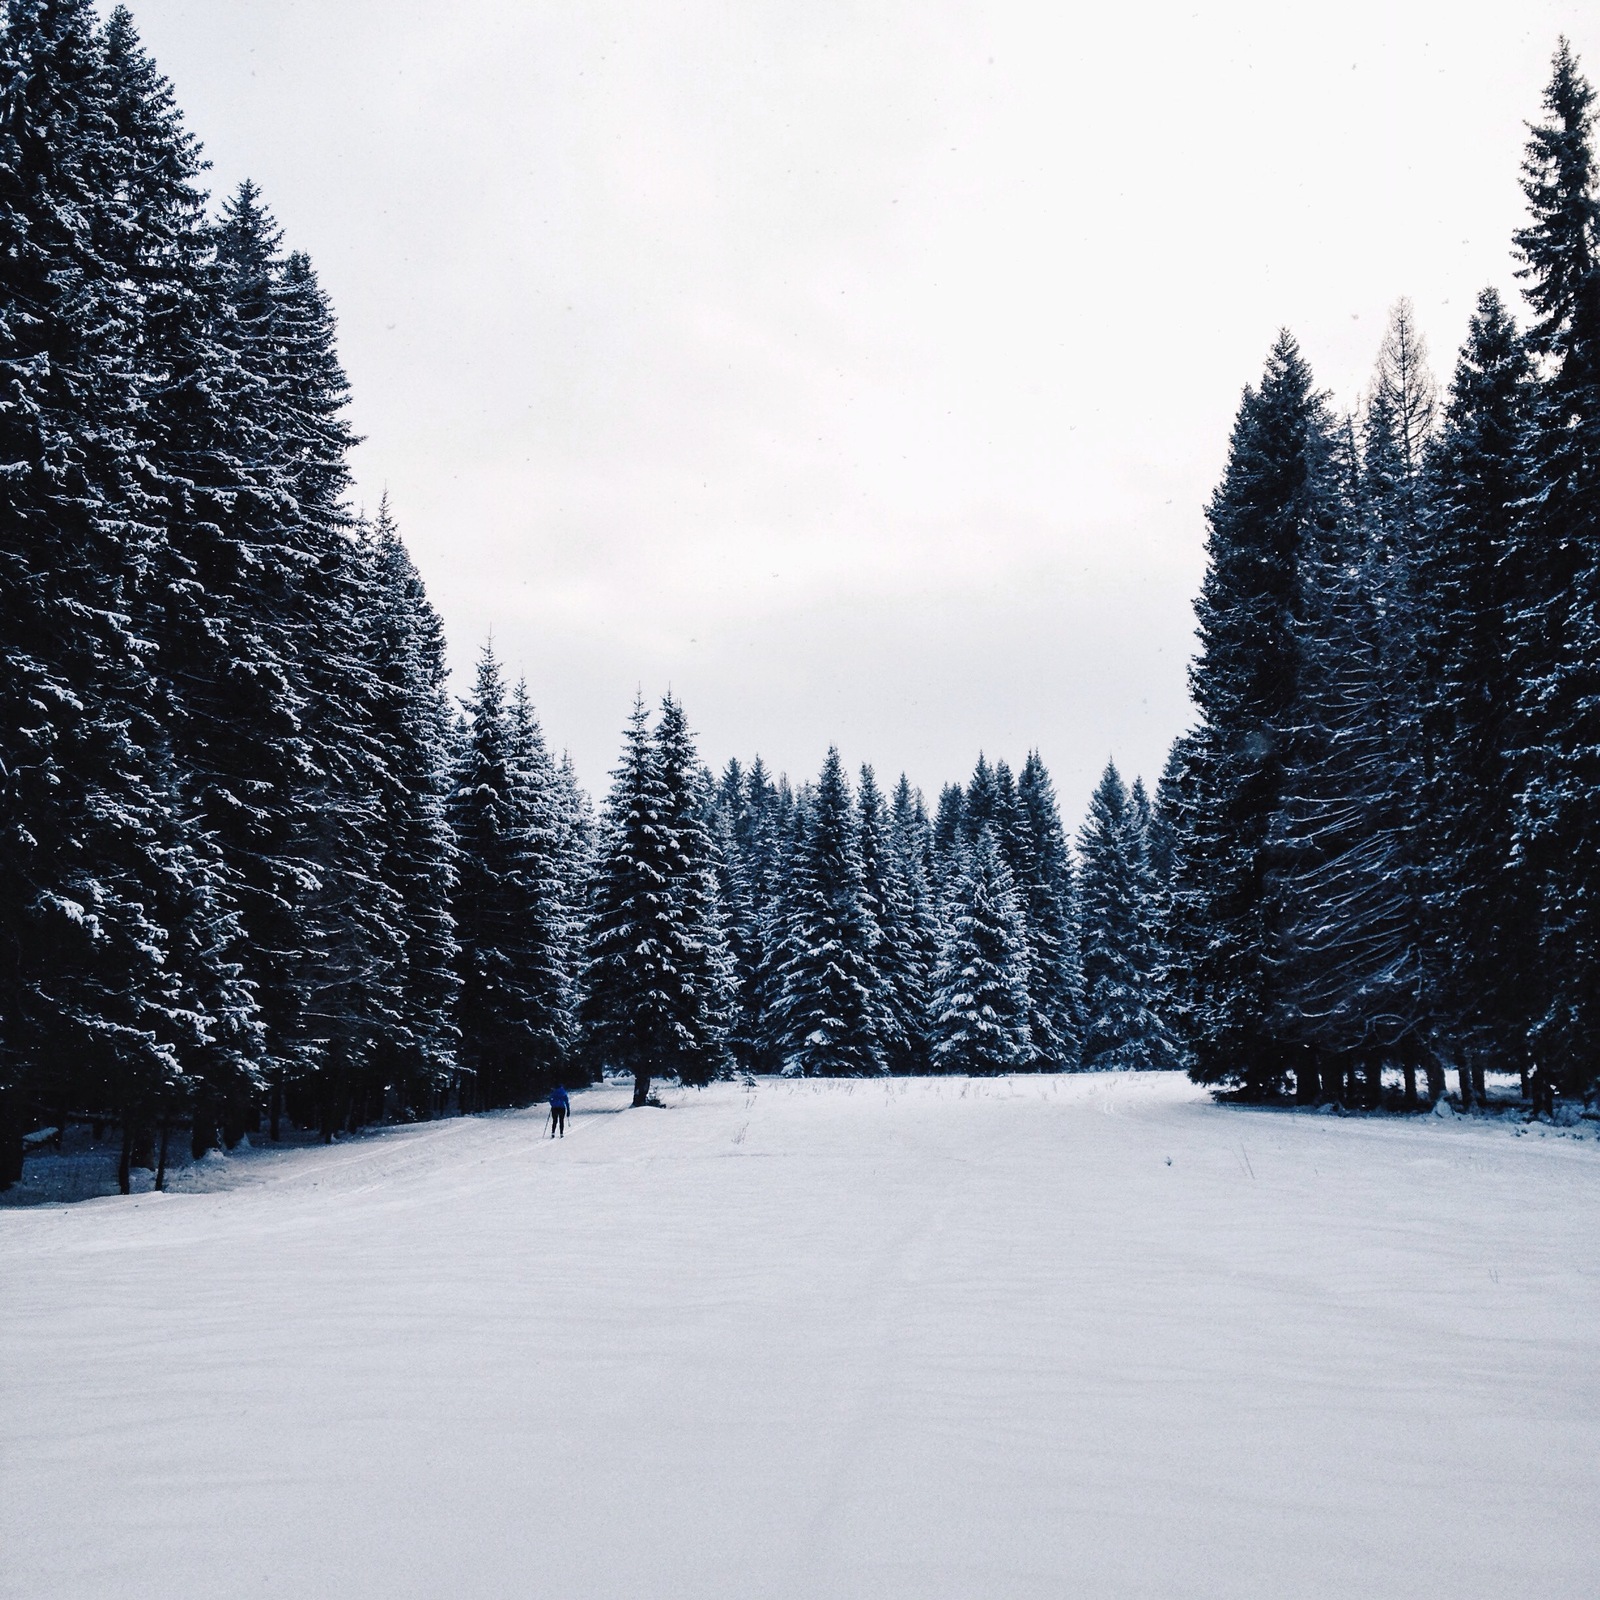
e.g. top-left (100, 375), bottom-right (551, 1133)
top-left (548, 1085), bottom-right (570, 1138)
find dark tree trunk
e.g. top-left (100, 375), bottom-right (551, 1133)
top-left (0, 1089), bottom-right (24, 1191)
top-left (154, 1118), bottom-right (170, 1192)
top-left (118, 1120), bottom-right (133, 1196)
top-left (1294, 1048), bottom-right (1318, 1104)
top-left (1423, 1055), bottom-right (1445, 1104)
top-left (191, 1091), bottom-right (216, 1161)
top-left (1457, 1055), bottom-right (1475, 1111)
top-left (632, 1070), bottom-right (652, 1108)
top-left (1402, 1049), bottom-right (1418, 1112)
top-left (270, 1082), bottom-right (283, 1142)
top-left (1471, 1056), bottom-right (1487, 1106)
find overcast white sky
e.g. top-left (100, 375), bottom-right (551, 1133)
top-left (123, 0), bottom-right (1594, 814)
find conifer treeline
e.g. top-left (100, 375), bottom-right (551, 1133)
top-left (1166, 40), bottom-right (1600, 1114)
top-left (0, 3), bottom-right (1169, 1189)
top-left (579, 728), bottom-right (1182, 1107)
top-left (4, 9), bottom-right (1597, 1191)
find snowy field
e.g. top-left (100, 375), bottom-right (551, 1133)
top-left (2, 1074), bottom-right (1596, 1600)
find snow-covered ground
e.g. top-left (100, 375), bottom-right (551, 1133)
top-left (2, 1074), bottom-right (1596, 1599)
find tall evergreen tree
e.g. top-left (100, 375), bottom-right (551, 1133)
top-left (929, 829), bottom-right (1033, 1075)
top-left (449, 647), bottom-right (559, 1110)
top-left (579, 697), bottom-right (678, 1106)
top-left (1015, 751), bottom-right (1081, 1069)
top-left (1509, 40), bottom-right (1600, 1106)
top-left (652, 695), bottom-right (730, 1087)
top-left (361, 500), bottom-right (459, 1112)
top-left (506, 676), bottom-right (575, 1089)
top-left (1417, 290), bottom-right (1538, 1103)
top-left (858, 765), bottom-right (930, 1073)
top-left (775, 749), bottom-right (885, 1076)
top-left (1175, 333), bottom-right (1338, 1097)
top-left (1078, 765), bottom-right (1173, 1072)
top-left (0, 1), bottom-right (250, 1186)
top-left (1270, 314), bottom-right (1441, 1108)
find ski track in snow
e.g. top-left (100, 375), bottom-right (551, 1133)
top-left (2, 1074), bottom-right (1596, 1599)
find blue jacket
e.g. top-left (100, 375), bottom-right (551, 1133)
top-left (550, 1088), bottom-right (570, 1112)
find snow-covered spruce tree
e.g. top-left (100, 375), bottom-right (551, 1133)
top-left (858, 765), bottom-right (931, 1074)
top-left (1145, 739), bottom-right (1196, 1072)
top-left (0, 1), bottom-right (249, 1187)
top-left (1269, 312), bottom-right (1443, 1110)
top-left (579, 696), bottom-right (678, 1106)
top-left (1413, 291), bottom-right (1539, 1103)
top-left (1509, 40), bottom-right (1600, 1109)
top-left (775, 749), bottom-right (886, 1076)
top-left (1015, 752), bottom-right (1081, 1068)
top-left (360, 500), bottom-right (460, 1114)
top-left (267, 246), bottom-right (408, 1139)
top-left (1174, 332), bottom-right (1339, 1098)
top-left (745, 766), bottom-right (798, 1074)
top-left (930, 829), bottom-right (1033, 1075)
top-left (506, 677), bottom-right (575, 1089)
top-left (551, 747), bottom-right (595, 1046)
top-left (931, 782), bottom-right (966, 884)
top-left (449, 648), bottom-right (558, 1110)
top-left (1078, 764), bottom-right (1175, 1072)
top-left (710, 784), bottom-right (759, 1075)
top-left (889, 775), bottom-right (943, 1070)
top-left (652, 695), bottom-right (731, 1088)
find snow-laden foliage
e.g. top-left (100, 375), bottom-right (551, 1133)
top-left (929, 829), bottom-right (1033, 1075)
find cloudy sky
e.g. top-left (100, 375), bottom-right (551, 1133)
top-left (124, 0), bottom-right (1594, 813)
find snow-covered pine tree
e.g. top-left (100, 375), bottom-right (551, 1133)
top-left (858, 765), bottom-right (930, 1073)
top-left (1078, 764), bottom-right (1174, 1071)
top-left (1509, 40), bottom-right (1600, 1110)
top-left (449, 647), bottom-right (549, 1109)
top-left (652, 695), bottom-right (731, 1087)
top-left (267, 246), bottom-right (407, 1139)
top-left (1268, 317), bottom-right (1443, 1111)
top-left (1174, 332), bottom-right (1339, 1097)
top-left (932, 782), bottom-right (966, 883)
top-left (929, 828), bottom-right (1033, 1075)
top-left (551, 747), bottom-right (595, 1047)
top-left (774, 749), bottom-right (886, 1076)
top-left (1014, 752), bottom-right (1081, 1069)
top-left (359, 500), bottom-right (460, 1114)
top-left (1415, 291), bottom-right (1539, 1104)
top-left (744, 764), bottom-right (795, 1074)
top-left (0, 1), bottom-right (246, 1186)
top-left (1145, 739), bottom-right (1196, 1072)
top-left (889, 775), bottom-right (942, 1070)
top-left (963, 755), bottom-right (1002, 843)
top-left (504, 677), bottom-right (573, 1091)
top-left (579, 696), bottom-right (678, 1106)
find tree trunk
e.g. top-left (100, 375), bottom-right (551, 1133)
top-left (1294, 1048), bottom-right (1318, 1104)
top-left (0, 1089), bottom-right (24, 1192)
top-left (1471, 1056), bottom-right (1487, 1106)
top-left (1423, 1056), bottom-right (1445, 1104)
top-left (270, 1082), bottom-right (283, 1142)
top-left (191, 1091), bottom-right (215, 1161)
top-left (632, 1070), bottom-right (652, 1108)
top-left (1457, 1055), bottom-right (1474, 1111)
top-left (118, 1120), bottom-right (133, 1196)
top-left (1401, 1049), bottom-right (1418, 1111)
top-left (154, 1118), bottom-right (170, 1192)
